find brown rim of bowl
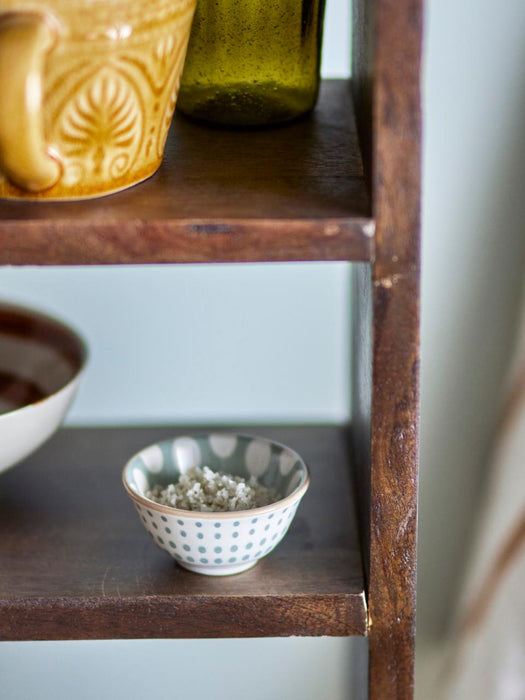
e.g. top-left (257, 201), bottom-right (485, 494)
top-left (0, 302), bottom-right (87, 370)
top-left (0, 301), bottom-right (88, 411)
top-left (122, 433), bottom-right (311, 519)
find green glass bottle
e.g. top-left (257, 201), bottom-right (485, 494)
top-left (177, 0), bottom-right (326, 126)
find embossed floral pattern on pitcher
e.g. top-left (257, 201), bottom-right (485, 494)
top-left (0, 0), bottom-right (196, 199)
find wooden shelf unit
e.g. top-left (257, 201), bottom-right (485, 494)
top-left (0, 0), bottom-right (423, 697)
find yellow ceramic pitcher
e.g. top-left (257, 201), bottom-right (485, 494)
top-left (0, 0), bottom-right (195, 199)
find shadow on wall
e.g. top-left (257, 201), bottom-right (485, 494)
top-left (418, 1), bottom-right (525, 642)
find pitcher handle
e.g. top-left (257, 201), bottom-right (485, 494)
top-left (0, 12), bottom-right (61, 193)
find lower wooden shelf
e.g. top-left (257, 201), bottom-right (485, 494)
top-left (0, 424), bottom-right (367, 640)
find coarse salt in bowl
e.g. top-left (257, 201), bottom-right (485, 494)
top-left (122, 433), bottom-right (310, 576)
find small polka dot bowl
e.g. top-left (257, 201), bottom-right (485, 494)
top-left (122, 433), bottom-right (310, 576)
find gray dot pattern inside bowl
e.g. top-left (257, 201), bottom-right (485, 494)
top-left (129, 434), bottom-right (306, 504)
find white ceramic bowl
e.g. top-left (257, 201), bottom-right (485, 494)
top-left (122, 433), bottom-right (310, 576)
top-left (0, 302), bottom-right (87, 475)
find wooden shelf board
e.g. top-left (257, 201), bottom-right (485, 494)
top-left (0, 81), bottom-right (373, 265)
top-left (0, 425), bottom-right (367, 640)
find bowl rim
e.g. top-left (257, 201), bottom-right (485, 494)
top-left (122, 432), bottom-right (311, 519)
top-left (0, 300), bottom-right (89, 421)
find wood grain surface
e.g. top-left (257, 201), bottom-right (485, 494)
top-left (368, 270), bottom-right (420, 699)
top-left (0, 425), bottom-right (367, 640)
top-left (352, 1), bottom-right (423, 698)
top-left (0, 81), bottom-right (373, 266)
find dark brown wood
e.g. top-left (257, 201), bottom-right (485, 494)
top-left (0, 425), bottom-right (367, 640)
top-left (0, 218), bottom-right (373, 265)
top-left (373, 0), bottom-right (422, 268)
top-left (368, 270), bottom-right (420, 698)
top-left (352, 1), bottom-right (422, 699)
top-left (0, 81), bottom-right (373, 266)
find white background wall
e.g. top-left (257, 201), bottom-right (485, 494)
top-left (2, 0), bottom-right (525, 697)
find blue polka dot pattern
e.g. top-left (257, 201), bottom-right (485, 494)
top-left (125, 433), bottom-right (309, 576)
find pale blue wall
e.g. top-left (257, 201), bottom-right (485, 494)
top-left (0, 638), bottom-right (365, 700)
top-left (0, 263), bottom-right (351, 426)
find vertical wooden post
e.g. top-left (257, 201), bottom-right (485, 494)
top-left (352, 0), bottom-right (423, 697)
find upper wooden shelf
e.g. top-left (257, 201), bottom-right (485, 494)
top-left (0, 424), bottom-right (366, 640)
top-left (0, 80), bottom-right (373, 266)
